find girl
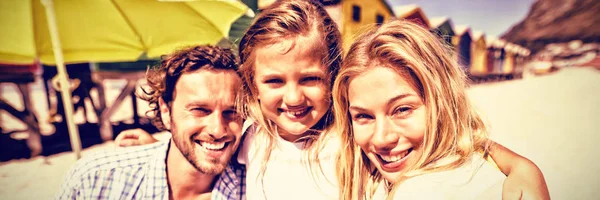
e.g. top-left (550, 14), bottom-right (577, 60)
top-left (235, 0), bottom-right (343, 198)
top-left (332, 19), bottom-right (550, 199)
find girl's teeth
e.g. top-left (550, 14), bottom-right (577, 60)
top-left (285, 108), bottom-right (309, 116)
top-left (288, 111), bottom-right (302, 116)
top-left (199, 141), bottom-right (226, 150)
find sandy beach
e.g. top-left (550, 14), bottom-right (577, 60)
top-left (1, 67), bottom-right (599, 199)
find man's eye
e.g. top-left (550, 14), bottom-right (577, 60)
top-left (191, 108), bottom-right (211, 115)
top-left (223, 110), bottom-right (240, 120)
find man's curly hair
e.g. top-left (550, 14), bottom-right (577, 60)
top-left (140, 45), bottom-right (238, 131)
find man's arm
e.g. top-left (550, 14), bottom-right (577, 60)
top-left (488, 141), bottom-right (550, 200)
top-left (55, 165), bottom-right (83, 200)
top-left (115, 128), bottom-right (159, 147)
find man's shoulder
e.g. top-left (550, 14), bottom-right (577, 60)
top-left (68, 141), bottom-right (169, 180)
top-left (56, 141), bottom-right (170, 199)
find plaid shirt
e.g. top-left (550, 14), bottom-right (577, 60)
top-left (212, 161), bottom-right (246, 200)
top-left (56, 140), bottom-right (246, 200)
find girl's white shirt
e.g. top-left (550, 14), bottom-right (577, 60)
top-left (238, 121), bottom-right (340, 200)
top-left (373, 153), bottom-right (505, 200)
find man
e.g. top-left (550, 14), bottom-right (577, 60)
top-left (56, 45), bottom-right (245, 200)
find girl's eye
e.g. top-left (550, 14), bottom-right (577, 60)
top-left (264, 78), bottom-right (283, 84)
top-left (301, 76), bottom-right (322, 83)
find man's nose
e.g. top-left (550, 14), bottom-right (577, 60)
top-left (372, 118), bottom-right (399, 151)
top-left (206, 112), bottom-right (226, 139)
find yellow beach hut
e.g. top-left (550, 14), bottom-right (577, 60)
top-left (471, 31), bottom-right (487, 75)
top-left (257, 0), bottom-right (396, 51)
top-left (319, 0), bottom-right (395, 51)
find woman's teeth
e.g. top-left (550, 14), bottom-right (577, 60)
top-left (380, 150), bottom-right (409, 162)
top-left (199, 141), bottom-right (226, 150)
top-left (287, 110), bottom-right (304, 116)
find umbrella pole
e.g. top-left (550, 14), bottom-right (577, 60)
top-left (41, 0), bottom-right (82, 159)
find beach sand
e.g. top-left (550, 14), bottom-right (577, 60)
top-left (1, 67), bottom-right (599, 199)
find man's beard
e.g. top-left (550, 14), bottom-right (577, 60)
top-left (171, 122), bottom-right (229, 175)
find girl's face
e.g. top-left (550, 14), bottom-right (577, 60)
top-left (347, 66), bottom-right (426, 183)
top-left (253, 38), bottom-right (330, 142)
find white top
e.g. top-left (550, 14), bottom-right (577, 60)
top-left (374, 153), bottom-right (506, 200)
top-left (238, 123), bottom-right (340, 200)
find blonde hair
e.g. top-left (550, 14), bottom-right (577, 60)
top-left (333, 20), bottom-right (490, 199)
top-left (236, 0), bottom-right (344, 196)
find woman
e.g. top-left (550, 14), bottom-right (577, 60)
top-left (332, 19), bottom-right (550, 199)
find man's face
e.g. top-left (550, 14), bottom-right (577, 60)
top-left (159, 69), bottom-right (243, 175)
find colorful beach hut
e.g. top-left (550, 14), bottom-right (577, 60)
top-left (453, 25), bottom-right (472, 71)
top-left (429, 17), bottom-right (455, 47)
top-left (257, 0), bottom-right (395, 51)
top-left (470, 31), bottom-right (487, 75)
top-left (503, 42), bottom-right (517, 74)
top-left (486, 36), bottom-right (506, 74)
top-left (393, 4), bottom-right (430, 29)
top-left (320, 0), bottom-right (395, 51)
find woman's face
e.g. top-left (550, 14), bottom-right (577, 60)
top-left (347, 66), bottom-right (426, 183)
top-left (253, 38), bottom-right (330, 142)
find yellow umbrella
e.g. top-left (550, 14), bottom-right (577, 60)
top-left (0, 0), bottom-right (249, 159)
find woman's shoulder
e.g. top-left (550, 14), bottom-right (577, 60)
top-left (393, 154), bottom-right (505, 199)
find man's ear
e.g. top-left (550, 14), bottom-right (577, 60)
top-left (158, 97), bottom-right (172, 130)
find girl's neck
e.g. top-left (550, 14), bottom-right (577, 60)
top-left (277, 127), bottom-right (319, 143)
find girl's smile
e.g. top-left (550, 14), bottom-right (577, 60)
top-left (253, 36), bottom-right (330, 142)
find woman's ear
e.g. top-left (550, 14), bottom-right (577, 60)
top-left (158, 97), bottom-right (172, 130)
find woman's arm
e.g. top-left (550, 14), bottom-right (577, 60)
top-left (488, 141), bottom-right (550, 200)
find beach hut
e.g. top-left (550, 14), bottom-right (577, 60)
top-left (429, 17), bottom-right (455, 47)
top-left (486, 36), bottom-right (506, 74)
top-left (393, 4), bottom-right (430, 29)
top-left (453, 25), bottom-right (472, 71)
top-left (512, 45), bottom-right (530, 78)
top-left (257, 0), bottom-right (395, 51)
top-left (503, 42), bottom-right (517, 74)
top-left (320, 0), bottom-right (395, 51)
top-left (470, 31), bottom-right (487, 75)
top-left (485, 36), bottom-right (496, 73)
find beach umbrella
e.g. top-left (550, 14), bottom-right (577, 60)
top-left (0, 0), bottom-right (250, 159)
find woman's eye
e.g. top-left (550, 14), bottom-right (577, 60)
top-left (392, 106), bottom-right (413, 117)
top-left (352, 113), bottom-right (373, 123)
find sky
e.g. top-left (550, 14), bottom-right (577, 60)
top-left (388, 0), bottom-right (536, 37)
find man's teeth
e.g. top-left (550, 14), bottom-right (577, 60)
top-left (380, 151), bottom-right (409, 162)
top-left (199, 141), bottom-right (226, 150)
